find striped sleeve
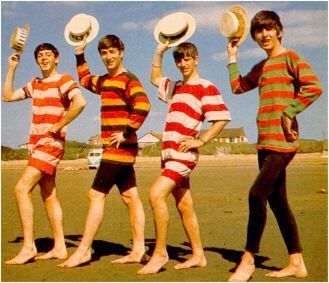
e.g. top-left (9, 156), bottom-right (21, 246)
top-left (13, 78), bottom-right (36, 100)
top-left (227, 62), bottom-right (262, 94)
top-left (59, 74), bottom-right (82, 100)
top-left (124, 74), bottom-right (151, 137)
top-left (158, 77), bottom-right (176, 103)
top-left (76, 54), bottom-right (100, 95)
top-left (13, 87), bottom-right (29, 100)
top-left (201, 82), bottom-right (231, 121)
top-left (284, 52), bottom-right (323, 118)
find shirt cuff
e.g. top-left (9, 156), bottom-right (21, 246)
top-left (75, 53), bottom-right (86, 66)
top-left (123, 126), bottom-right (135, 138)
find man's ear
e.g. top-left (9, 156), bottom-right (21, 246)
top-left (55, 56), bottom-right (60, 64)
top-left (278, 30), bottom-right (283, 40)
top-left (195, 55), bottom-right (199, 66)
top-left (119, 50), bottom-right (124, 59)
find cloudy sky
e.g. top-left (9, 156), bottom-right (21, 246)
top-left (1, 1), bottom-right (327, 147)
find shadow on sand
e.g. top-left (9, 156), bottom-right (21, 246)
top-left (8, 236), bottom-right (280, 272)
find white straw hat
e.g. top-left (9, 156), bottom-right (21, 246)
top-left (154, 12), bottom-right (196, 47)
top-left (64, 13), bottom-right (99, 46)
top-left (10, 24), bottom-right (30, 52)
top-left (219, 5), bottom-right (250, 46)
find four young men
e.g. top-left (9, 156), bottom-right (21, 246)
top-left (3, 9), bottom-right (323, 282)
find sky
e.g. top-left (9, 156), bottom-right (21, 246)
top-left (1, 1), bottom-right (328, 147)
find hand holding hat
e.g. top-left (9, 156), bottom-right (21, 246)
top-left (10, 24), bottom-right (30, 54)
top-left (154, 12), bottom-right (196, 47)
top-left (65, 13), bottom-right (99, 46)
top-left (219, 5), bottom-right (250, 46)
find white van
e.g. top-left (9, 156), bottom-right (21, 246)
top-left (87, 149), bottom-right (102, 169)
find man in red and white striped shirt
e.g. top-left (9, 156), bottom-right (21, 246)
top-left (138, 42), bottom-right (231, 275)
top-left (3, 43), bottom-right (86, 264)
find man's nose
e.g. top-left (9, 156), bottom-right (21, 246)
top-left (262, 28), bottom-right (269, 36)
top-left (105, 53), bottom-right (112, 59)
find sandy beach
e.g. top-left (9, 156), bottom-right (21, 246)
top-left (1, 153), bottom-right (327, 282)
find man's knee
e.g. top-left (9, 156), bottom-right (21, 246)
top-left (121, 187), bottom-right (139, 205)
top-left (149, 189), bottom-right (165, 209)
top-left (176, 196), bottom-right (193, 214)
top-left (88, 188), bottom-right (106, 203)
top-left (14, 182), bottom-right (28, 198)
top-left (248, 186), bottom-right (268, 207)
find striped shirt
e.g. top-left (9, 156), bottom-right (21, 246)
top-left (14, 73), bottom-right (81, 174)
top-left (159, 77), bottom-right (231, 167)
top-left (77, 55), bottom-right (150, 164)
top-left (228, 50), bottom-right (322, 153)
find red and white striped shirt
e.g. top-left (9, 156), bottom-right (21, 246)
top-left (14, 73), bottom-right (81, 175)
top-left (158, 77), bottom-right (231, 165)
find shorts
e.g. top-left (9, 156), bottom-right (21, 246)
top-left (161, 159), bottom-right (196, 189)
top-left (92, 161), bottom-right (137, 194)
top-left (28, 142), bottom-right (64, 176)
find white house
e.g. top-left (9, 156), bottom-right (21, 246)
top-left (138, 131), bottom-right (163, 148)
top-left (200, 127), bottom-right (248, 143)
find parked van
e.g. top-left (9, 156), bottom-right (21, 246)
top-left (87, 149), bottom-right (102, 169)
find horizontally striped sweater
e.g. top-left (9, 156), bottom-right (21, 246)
top-left (228, 50), bottom-right (322, 152)
top-left (158, 77), bottom-right (231, 164)
top-left (76, 54), bottom-right (150, 164)
top-left (16, 73), bottom-right (81, 174)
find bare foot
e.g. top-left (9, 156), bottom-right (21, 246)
top-left (228, 262), bottom-right (255, 282)
top-left (266, 264), bottom-right (308, 278)
top-left (266, 253), bottom-right (308, 278)
top-left (58, 248), bottom-right (92, 268)
top-left (35, 248), bottom-right (68, 260)
top-left (137, 253), bottom-right (169, 275)
top-left (111, 252), bottom-right (147, 264)
top-left (174, 255), bottom-right (207, 269)
top-left (5, 245), bottom-right (38, 265)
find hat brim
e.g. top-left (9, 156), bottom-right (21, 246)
top-left (221, 5), bottom-right (250, 46)
top-left (64, 15), bottom-right (99, 46)
top-left (154, 12), bottom-right (196, 47)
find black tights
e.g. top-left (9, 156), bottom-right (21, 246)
top-left (245, 150), bottom-right (302, 254)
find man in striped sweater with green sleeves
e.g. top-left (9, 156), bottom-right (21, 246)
top-left (226, 11), bottom-right (322, 282)
top-left (59, 35), bottom-right (150, 268)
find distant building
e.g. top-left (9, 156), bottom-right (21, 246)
top-left (200, 127), bottom-right (248, 143)
top-left (89, 127), bottom-right (247, 149)
top-left (88, 135), bottom-right (102, 147)
top-left (138, 131), bottom-right (163, 148)
top-left (19, 143), bottom-right (29, 149)
top-left (88, 132), bottom-right (163, 149)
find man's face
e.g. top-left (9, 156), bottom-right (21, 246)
top-left (254, 27), bottom-right (282, 52)
top-left (175, 55), bottom-right (198, 79)
top-left (100, 47), bottom-right (123, 73)
top-left (36, 50), bottom-right (58, 73)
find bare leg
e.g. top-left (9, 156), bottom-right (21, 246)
top-left (5, 166), bottom-right (42, 265)
top-left (228, 251), bottom-right (255, 282)
top-left (112, 186), bottom-right (146, 264)
top-left (172, 188), bottom-right (207, 270)
top-left (266, 253), bottom-right (307, 278)
top-left (137, 176), bottom-right (176, 275)
top-left (58, 189), bottom-right (106, 268)
top-left (35, 175), bottom-right (67, 260)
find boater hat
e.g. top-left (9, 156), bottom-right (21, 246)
top-left (154, 12), bottom-right (196, 47)
top-left (64, 13), bottom-right (99, 46)
top-left (10, 24), bottom-right (30, 52)
top-left (219, 5), bottom-right (250, 46)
